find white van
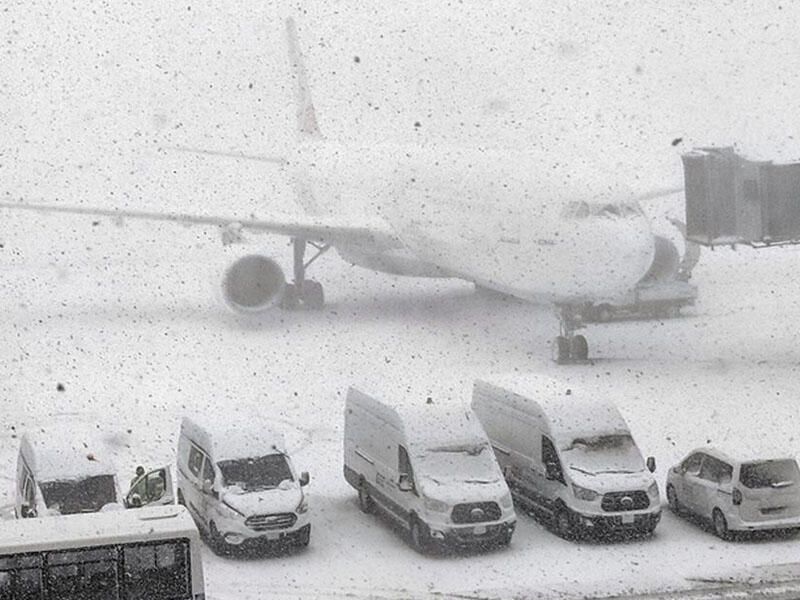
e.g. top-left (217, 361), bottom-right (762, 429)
top-left (16, 428), bottom-right (173, 518)
top-left (472, 376), bottom-right (660, 539)
top-left (177, 415), bottom-right (310, 552)
top-left (344, 387), bottom-right (516, 552)
top-left (0, 505), bottom-right (205, 599)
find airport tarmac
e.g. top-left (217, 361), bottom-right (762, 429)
top-left (2, 208), bottom-right (800, 599)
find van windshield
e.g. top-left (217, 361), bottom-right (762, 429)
top-left (218, 454), bottom-right (293, 492)
top-left (418, 442), bottom-right (500, 484)
top-left (562, 434), bottom-right (644, 475)
top-left (740, 460), bottom-right (800, 489)
top-left (40, 475), bottom-right (118, 515)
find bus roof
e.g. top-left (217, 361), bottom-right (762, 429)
top-left (0, 506), bottom-right (198, 556)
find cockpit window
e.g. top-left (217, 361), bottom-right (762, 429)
top-left (562, 201), bottom-right (643, 219)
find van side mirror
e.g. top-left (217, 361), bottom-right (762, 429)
top-left (299, 472), bottom-right (310, 487)
top-left (202, 479), bottom-right (215, 496)
top-left (128, 493), bottom-right (142, 508)
top-left (545, 461), bottom-right (560, 481)
top-left (21, 505), bottom-right (36, 519)
top-left (398, 473), bottom-right (413, 492)
top-left (646, 457), bottom-right (656, 473)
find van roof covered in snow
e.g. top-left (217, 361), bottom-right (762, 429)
top-left (346, 386), bottom-right (488, 452)
top-left (20, 428), bottom-right (117, 482)
top-left (474, 376), bottom-right (631, 448)
top-left (0, 506), bottom-right (197, 555)
top-left (181, 415), bottom-right (287, 462)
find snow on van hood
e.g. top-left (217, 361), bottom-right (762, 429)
top-left (418, 475), bottom-right (509, 505)
top-left (568, 466), bottom-right (655, 493)
top-left (222, 485), bottom-right (302, 516)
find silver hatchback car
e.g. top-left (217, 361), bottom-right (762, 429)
top-left (666, 447), bottom-right (800, 539)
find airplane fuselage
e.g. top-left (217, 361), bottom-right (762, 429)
top-left (289, 140), bottom-right (655, 305)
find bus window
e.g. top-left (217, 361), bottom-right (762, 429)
top-left (0, 554), bottom-right (43, 600)
top-left (47, 546), bottom-right (119, 600)
top-left (123, 540), bottom-right (191, 600)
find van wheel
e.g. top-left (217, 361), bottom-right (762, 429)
top-left (555, 507), bottom-right (575, 540)
top-left (712, 509), bottom-right (731, 540)
top-left (357, 481), bottom-right (374, 514)
top-left (666, 485), bottom-right (681, 515)
top-left (410, 517), bottom-right (429, 553)
top-left (295, 524), bottom-right (311, 547)
top-left (209, 521), bottom-right (229, 555)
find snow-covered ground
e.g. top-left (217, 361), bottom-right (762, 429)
top-left (4, 2), bottom-right (800, 598)
top-left (2, 203), bottom-right (800, 599)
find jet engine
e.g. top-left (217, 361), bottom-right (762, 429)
top-left (639, 235), bottom-right (680, 284)
top-left (221, 253), bottom-right (286, 313)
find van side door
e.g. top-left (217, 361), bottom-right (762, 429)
top-left (184, 443), bottom-right (207, 520)
top-left (125, 467), bottom-right (175, 508)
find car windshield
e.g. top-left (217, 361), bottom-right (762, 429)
top-left (39, 475), bottom-right (118, 515)
top-left (417, 442), bottom-right (500, 484)
top-left (740, 460), bottom-right (800, 489)
top-left (218, 454), bottom-right (294, 492)
top-left (562, 434), bottom-right (645, 475)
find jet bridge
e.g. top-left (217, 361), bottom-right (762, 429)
top-left (682, 147), bottom-right (800, 247)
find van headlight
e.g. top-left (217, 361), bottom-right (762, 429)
top-left (572, 484), bottom-right (600, 502)
top-left (423, 497), bottom-right (449, 513)
top-left (500, 492), bottom-right (514, 509)
top-left (647, 482), bottom-right (659, 497)
top-left (296, 495), bottom-right (309, 514)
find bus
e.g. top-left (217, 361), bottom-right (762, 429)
top-left (0, 505), bottom-right (205, 599)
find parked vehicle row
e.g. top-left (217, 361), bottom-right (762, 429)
top-left (11, 375), bottom-right (800, 560)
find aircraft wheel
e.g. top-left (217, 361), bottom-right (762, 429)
top-left (302, 280), bottom-right (325, 310)
top-left (280, 283), bottom-right (301, 310)
top-left (552, 336), bottom-right (570, 364)
top-left (570, 335), bottom-right (589, 361)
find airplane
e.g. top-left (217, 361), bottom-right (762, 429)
top-left (0, 17), bottom-right (685, 363)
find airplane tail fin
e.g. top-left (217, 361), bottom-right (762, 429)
top-left (286, 17), bottom-right (322, 139)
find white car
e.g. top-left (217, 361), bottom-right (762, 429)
top-left (666, 447), bottom-right (800, 539)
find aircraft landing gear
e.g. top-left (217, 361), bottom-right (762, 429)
top-left (552, 306), bottom-right (589, 364)
top-left (281, 238), bottom-right (329, 310)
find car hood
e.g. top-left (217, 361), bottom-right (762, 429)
top-left (568, 467), bottom-right (654, 493)
top-left (222, 487), bottom-right (302, 516)
top-left (419, 476), bottom-right (509, 505)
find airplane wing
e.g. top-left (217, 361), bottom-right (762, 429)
top-left (0, 200), bottom-right (401, 249)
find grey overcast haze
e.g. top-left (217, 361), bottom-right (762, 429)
top-left (3, 1), bottom-right (800, 599)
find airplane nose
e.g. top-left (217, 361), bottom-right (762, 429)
top-left (575, 213), bottom-right (655, 301)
